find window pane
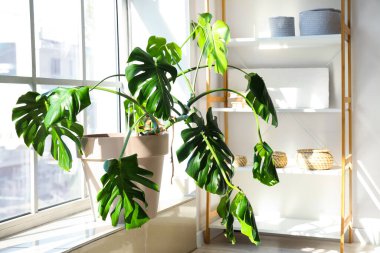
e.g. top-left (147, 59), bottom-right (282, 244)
top-left (34, 0), bottom-right (82, 79)
top-left (36, 85), bottom-right (82, 209)
top-left (86, 88), bottom-right (119, 134)
top-left (0, 0), bottom-right (31, 76)
top-left (0, 84), bottom-right (31, 221)
top-left (85, 0), bottom-right (118, 80)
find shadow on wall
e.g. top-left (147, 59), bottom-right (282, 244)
top-left (355, 160), bottom-right (380, 245)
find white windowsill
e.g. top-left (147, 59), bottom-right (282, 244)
top-left (0, 195), bottom-right (195, 253)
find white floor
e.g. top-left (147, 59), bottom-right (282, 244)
top-left (193, 233), bottom-right (380, 253)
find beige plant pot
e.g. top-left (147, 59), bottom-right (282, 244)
top-left (79, 133), bottom-right (169, 221)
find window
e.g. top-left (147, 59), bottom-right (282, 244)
top-left (0, 0), bottom-right (124, 232)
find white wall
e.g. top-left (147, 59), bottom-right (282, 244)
top-left (129, 0), bottom-right (196, 204)
top-left (352, 0), bottom-right (380, 245)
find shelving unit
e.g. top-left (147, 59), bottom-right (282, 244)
top-left (203, 0), bottom-right (353, 252)
top-left (235, 165), bottom-right (343, 176)
top-left (229, 34), bottom-right (341, 48)
top-left (212, 107), bottom-right (341, 113)
top-left (211, 216), bottom-right (340, 240)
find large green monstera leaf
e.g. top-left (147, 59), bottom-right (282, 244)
top-left (217, 188), bottom-right (260, 245)
top-left (177, 108), bottom-right (234, 195)
top-left (97, 154), bottom-right (159, 229)
top-left (192, 13), bottom-right (230, 74)
top-left (231, 192), bottom-right (260, 244)
top-left (245, 73), bottom-right (278, 127)
top-left (146, 36), bottom-right (182, 65)
top-left (125, 47), bottom-right (177, 120)
top-left (12, 87), bottom-right (90, 171)
top-left (217, 189), bottom-right (236, 244)
top-left (253, 142), bottom-right (279, 186)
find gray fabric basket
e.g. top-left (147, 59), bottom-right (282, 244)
top-left (269, 16), bottom-right (295, 37)
top-left (300, 8), bottom-right (341, 36)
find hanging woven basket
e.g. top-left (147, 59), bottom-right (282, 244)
top-left (273, 151), bottom-right (287, 168)
top-left (297, 149), bottom-right (334, 170)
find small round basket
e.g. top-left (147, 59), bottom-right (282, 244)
top-left (272, 151), bottom-right (287, 168)
top-left (233, 155), bottom-right (247, 167)
top-left (297, 149), bottom-right (334, 170)
top-left (269, 16), bottom-right (295, 37)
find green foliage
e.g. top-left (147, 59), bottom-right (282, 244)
top-left (12, 87), bottom-right (90, 171)
top-left (217, 190), bottom-right (260, 245)
top-left (124, 99), bottom-right (146, 131)
top-left (245, 73), bottom-right (278, 127)
top-left (11, 11), bottom-right (280, 245)
top-left (97, 154), bottom-right (159, 229)
top-left (253, 142), bottom-right (279, 186)
top-left (192, 13), bottom-right (230, 74)
top-left (176, 108), bottom-right (234, 195)
top-left (217, 189), bottom-right (236, 244)
top-left (231, 192), bottom-right (260, 244)
top-left (125, 47), bottom-right (177, 120)
top-left (146, 36), bottom-right (182, 65)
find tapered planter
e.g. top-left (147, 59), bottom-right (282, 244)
top-left (79, 133), bottom-right (169, 221)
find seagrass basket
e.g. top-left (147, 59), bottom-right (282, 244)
top-left (233, 155), bottom-right (247, 167)
top-left (297, 149), bottom-right (334, 170)
top-left (272, 151), bottom-right (287, 168)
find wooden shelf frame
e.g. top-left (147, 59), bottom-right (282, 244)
top-left (203, 1), bottom-right (353, 253)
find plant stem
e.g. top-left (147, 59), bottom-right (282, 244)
top-left (201, 132), bottom-right (241, 193)
top-left (191, 39), bottom-right (208, 94)
top-left (89, 74), bottom-right (125, 91)
top-left (119, 113), bottom-right (148, 159)
top-left (177, 64), bottom-right (248, 80)
top-left (176, 63), bottom-right (194, 95)
top-left (180, 25), bottom-right (198, 49)
top-left (92, 86), bottom-right (160, 131)
top-left (187, 88), bottom-right (263, 143)
top-left (187, 88), bottom-right (244, 107)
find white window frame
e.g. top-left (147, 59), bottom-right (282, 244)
top-left (0, 0), bottom-right (129, 238)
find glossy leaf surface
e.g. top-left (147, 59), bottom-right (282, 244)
top-left (192, 13), bottom-right (230, 74)
top-left (231, 192), bottom-right (260, 245)
top-left (176, 108), bottom-right (234, 195)
top-left (146, 36), bottom-right (182, 65)
top-left (12, 88), bottom-right (89, 171)
top-left (245, 73), bottom-right (278, 127)
top-left (217, 189), bottom-right (236, 244)
top-left (97, 154), bottom-right (159, 229)
top-left (125, 47), bottom-right (177, 120)
top-left (253, 142), bottom-right (279, 186)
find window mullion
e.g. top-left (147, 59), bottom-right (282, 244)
top-left (80, 0), bottom-right (87, 200)
top-left (29, 0), bottom-right (38, 214)
top-left (115, 0), bottom-right (122, 133)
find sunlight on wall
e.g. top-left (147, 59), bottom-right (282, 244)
top-left (356, 160), bottom-right (380, 245)
top-left (129, 0), bottom-right (194, 205)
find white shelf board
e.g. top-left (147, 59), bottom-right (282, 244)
top-left (210, 216), bottom-right (340, 240)
top-left (229, 34), bottom-right (341, 48)
top-left (212, 107), bottom-right (341, 113)
top-left (227, 34), bottom-right (341, 67)
top-left (236, 165), bottom-right (342, 176)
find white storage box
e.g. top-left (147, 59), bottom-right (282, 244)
top-left (228, 68), bottom-right (329, 109)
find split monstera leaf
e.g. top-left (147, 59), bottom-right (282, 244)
top-left (12, 12), bottom-right (280, 243)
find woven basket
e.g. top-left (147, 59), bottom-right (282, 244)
top-left (269, 16), bottom-right (295, 37)
top-left (233, 155), bottom-right (247, 167)
top-left (300, 8), bottom-right (341, 36)
top-left (297, 149), bottom-right (334, 170)
top-left (272, 151), bottom-right (287, 168)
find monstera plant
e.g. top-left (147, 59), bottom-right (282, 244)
top-left (12, 13), bottom-right (279, 245)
